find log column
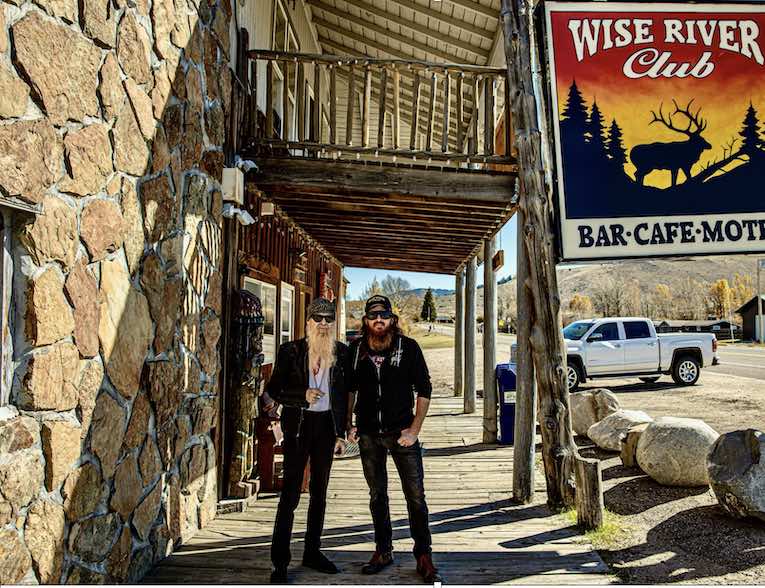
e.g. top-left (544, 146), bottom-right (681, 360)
top-left (464, 257), bottom-right (477, 413)
top-left (482, 237), bottom-right (498, 442)
top-left (513, 207), bottom-right (537, 503)
top-left (454, 268), bottom-right (465, 397)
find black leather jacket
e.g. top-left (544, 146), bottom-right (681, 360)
top-left (350, 334), bottom-right (432, 435)
top-left (266, 338), bottom-right (351, 439)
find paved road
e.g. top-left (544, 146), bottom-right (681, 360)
top-left (709, 345), bottom-right (765, 381)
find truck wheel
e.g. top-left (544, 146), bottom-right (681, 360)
top-left (672, 356), bottom-right (701, 386)
top-left (567, 364), bottom-right (582, 392)
top-left (639, 376), bottom-right (660, 384)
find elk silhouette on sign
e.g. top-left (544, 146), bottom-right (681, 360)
top-left (630, 99), bottom-right (712, 187)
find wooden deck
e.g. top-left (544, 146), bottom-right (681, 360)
top-left (144, 392), bottom-right (615, 585)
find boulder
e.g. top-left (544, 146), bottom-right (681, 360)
top-left (637, 417), bottom-right (719, 487)
top-left (570, 388), bottom-right (620, 436)
top-left (708, 429), bottom-right (765, 522)
top-left (587, 409), bottom-right (653, 451)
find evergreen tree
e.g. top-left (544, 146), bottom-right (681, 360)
top-left (561, 80), bottom-right (588, 128)
top-left (606, 118), bottom-right (627, 168)
top-left (420, 288), bottom-right (437, 322)
top-left (739, 102), bottom-right (762, 155)
top-left (587, 101), bottom-right (607, 154)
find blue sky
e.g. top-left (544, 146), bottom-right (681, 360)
top-left (345, 216), bottom-right (517, 300)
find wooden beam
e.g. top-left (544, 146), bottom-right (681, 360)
top-left (297, 61), bottom-right (306, 142)
top-left (346, 63), bottom-right (355, 145)
top-left (464, 257), bottom-right (477, 414)
top-left (362, 66), bottom-right (372, 147)
top-left (310, 11), bottom-right (475, 65)
top-left (378, 67), bottom-right (388, 148)
top-left (393, 68), bottom-right (401, 149)
top-left (426, 72), bottom-right (437, 151)
top-left (252, 157), bottom-right (516, 203)
top-left (410, 71), bottom-right (421, 150)
top-left (482, 236), bottom-right (497, 443)
top-left (266, 192), bottom-right (509, 213)
top-left (296, 220), bottom-right (488, 238)
top-left (307, 0), bottom-right (490, 58)
top-left (273, 202), bottom-right (503, 222)
top-left (378, 0), bottom-right (495, 41)
top-left (454, 269), bottom-right (465, 397)
top-left (513, 204), bottom-right (537, 504)
top-left (330, 64), bottom-right (337, 144)
top-left (442, 72), bottom-right (452, 153)
top-left (266, 60), bottom-right (274, 138)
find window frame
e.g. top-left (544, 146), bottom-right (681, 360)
top-left (591, 321), bottom-right (620, 342)
top-left (279, 281), bottom-right (295, 347)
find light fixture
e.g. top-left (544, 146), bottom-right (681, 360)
top-left (260, 201), bottom-right (275, 217)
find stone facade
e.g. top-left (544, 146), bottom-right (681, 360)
top-left (0, 0), bottom-right (230, 582)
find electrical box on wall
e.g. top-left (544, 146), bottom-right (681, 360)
top-left (222, 167), bottom-right (244, 205)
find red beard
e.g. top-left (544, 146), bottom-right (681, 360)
top-left (367, 323), bottom-right (394, 352)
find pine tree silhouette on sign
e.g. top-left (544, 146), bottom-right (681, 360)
top-left (606, 119), bottom-right (627, 169)
top-left (561, 81), bottom-right (588, 134)
top-left (739, 102), bottom-right (762, 156)
top-left (588, 101), bottom-right (607, 155)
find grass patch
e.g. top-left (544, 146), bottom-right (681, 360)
top-left (411, 332), bottom-right (454, 349)
top-left (562, 507), bottom-right (632, 550)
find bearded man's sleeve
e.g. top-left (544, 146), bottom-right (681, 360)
top-left (266, 342), bottom-right (309, 408)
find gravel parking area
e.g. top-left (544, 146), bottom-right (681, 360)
top-left (421, 342), bottom-right (765, 584)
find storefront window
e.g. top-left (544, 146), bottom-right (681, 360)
top-left (244, 277), bottom-right (277, 365)
top-left (280, 283), bottom-right (294, 346)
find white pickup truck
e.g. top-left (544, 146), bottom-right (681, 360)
top-left (563, 317), bottom-right (719, 391)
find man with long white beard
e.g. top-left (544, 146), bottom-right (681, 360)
top-left (266, 298), bottom-right (351, 584)
top-left (348, 295), bottom-right (441, 583)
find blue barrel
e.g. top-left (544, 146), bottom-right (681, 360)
top-left (495, 363), bottom-right (517, 445)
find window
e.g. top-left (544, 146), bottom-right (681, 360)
top-left (591, 322), bottom-right (620, 341)
top-left (280, 282), bottom-right (294, 346)
top-left (624, 321), bottom-right (652, 339)
top-left (243, 277), bottom-right (277, 365)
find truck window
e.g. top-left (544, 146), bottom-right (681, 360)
top-left (591, 322), bottom-right (619, 341)
top-left (624, 321), bottom-right (651, 339)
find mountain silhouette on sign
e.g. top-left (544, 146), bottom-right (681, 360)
top-left (559, 81), bottom-right (765, 219)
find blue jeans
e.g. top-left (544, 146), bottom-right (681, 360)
top-left (358, 432), bottom-right (432, 558)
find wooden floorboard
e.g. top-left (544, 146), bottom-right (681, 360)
top-left (144, 391), bottom-right (615, 585)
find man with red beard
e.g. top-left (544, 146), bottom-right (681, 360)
top-left (266, 298), bottom-right (351, 584)
top-left (348, 295), bottom-right (441, 583)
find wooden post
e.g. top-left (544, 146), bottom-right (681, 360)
top-left (329, 64), bottom-right (336, 145)
top-left (456, 72), bottom-right (465, 152)
top-left (426, 71), bottom-right (437, 152)
top-left (513, 205), bottom-right (537, 504)
top-left (378, 67), bottom-right (388, 148)
top-left (393, 67), bottom-right (401, 149)
top-left (501, 0), bottom-right (601, 518)
top-left (266, 59), bottom-right (274, 138)
top-left (575, 458), bottom-right (604, 529)
top-left (470, 76), bottom-right (479, 155)
top-left (442, 71), bottom-right (451, 153)
top-left (464, 256), bottom-right (477, 414)
top-left (346, 63), bottom-right (355, 146)
top-left (282, 59), bottom-right (290, 140)
top-left (296, 61), bottom-right (305, 142)
top-left (313, 62), bottom-right (321, 143)
top-left (484, 76), bottom-right (495, 156)
top-left (362, 66), bottom-right (372, 147)
top-left (454, 268), bottom-right (465, 397)
top-left (410, 71), bottom-right (421, 150)
top-left (482, 237), bottom-right (498, 443)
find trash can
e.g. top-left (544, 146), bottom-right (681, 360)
top-left (495, 363), bottom-right (517, 445)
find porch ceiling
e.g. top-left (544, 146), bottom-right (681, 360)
top-left (250, 157), bottom-right (516, 274)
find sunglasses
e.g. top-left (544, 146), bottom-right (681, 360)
top-left (310, 313), bottom-right (335, 324)
top-left (366, 311), bottom-right (393, 320)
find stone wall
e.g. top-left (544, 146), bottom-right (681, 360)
top-left (0, 0), bottom-right (230, 582)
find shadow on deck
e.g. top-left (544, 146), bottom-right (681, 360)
top-left (143, 392), bottom-right (615, 585)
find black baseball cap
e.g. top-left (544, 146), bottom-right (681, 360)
top-left (365, 295), bottom-right (392, 314)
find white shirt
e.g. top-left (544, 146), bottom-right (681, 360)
top-left (307, 363), bottom-right (331, 412)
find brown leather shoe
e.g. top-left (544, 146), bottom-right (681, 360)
top-left (361, 551), bottom-right (393, 575)
top-left (416, 554), bottom-right (442, 583)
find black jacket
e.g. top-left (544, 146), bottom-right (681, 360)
top-left (350, 334), bottom-right (432, 435)
top-left (266, 338), bottom-right (351, 439)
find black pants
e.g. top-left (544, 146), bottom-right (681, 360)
top-left (358, 432), bottom-right (432, 558)
top-left (271, 411), bottom-right (335, 568)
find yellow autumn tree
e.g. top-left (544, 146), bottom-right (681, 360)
top-left (569, 293), bottom-right (594, 318)
top-left (731, 273), bottom-right (755, 310)
top-left (708, 279), bottom-right (733, 319)
top-left (652, 284), bottom-right (673, 319)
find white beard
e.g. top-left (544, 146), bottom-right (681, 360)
top-left (306, 321), bottom-right (337, 373)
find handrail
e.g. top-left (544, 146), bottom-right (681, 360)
top-left (243, 50), bottom-right (513, 166)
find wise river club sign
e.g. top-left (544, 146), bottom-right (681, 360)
top-left (545, 2), bottom-right (765, 261)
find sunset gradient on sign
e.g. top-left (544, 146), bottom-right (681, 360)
top-left (550, 11), bottom-right (765, 188)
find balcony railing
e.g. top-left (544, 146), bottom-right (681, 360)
top-left (243, 50), bottom-right (513, 166)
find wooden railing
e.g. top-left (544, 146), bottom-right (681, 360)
top-left (243, 50), bottom-right (513, 165)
